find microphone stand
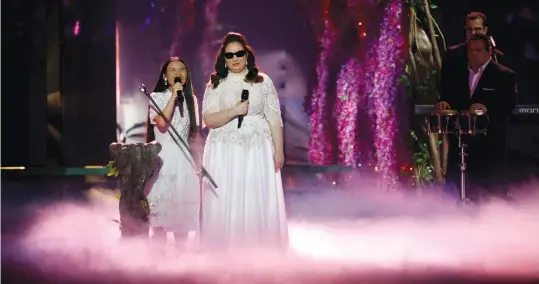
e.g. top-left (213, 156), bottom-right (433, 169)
top-left (139, 83), bottom-right (217, 242)
top-left (489, 36), bottom-right (499, 63)
top-left (492, 52), bottom-right (498, 63)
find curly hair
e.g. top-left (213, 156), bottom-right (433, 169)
top-left (209, 32), bottom-right (263, 88)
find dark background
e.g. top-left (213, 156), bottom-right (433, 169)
top-left (2, 0), bottom-right (116, 167)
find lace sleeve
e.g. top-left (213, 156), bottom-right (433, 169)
top-left (263, 75), bottom-right (283, 127)
top-left (149, 92), bottom-right (167, 124)
top-left (202, 83), bottom-right (220, 115)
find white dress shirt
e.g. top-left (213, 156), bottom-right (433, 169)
top-left (468, 58), bottom-right (491, 97)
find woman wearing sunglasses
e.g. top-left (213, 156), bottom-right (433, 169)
top-left (200, 32), bottom-right (288, 250)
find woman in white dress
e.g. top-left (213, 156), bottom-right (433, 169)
top-left (201, 32), bottom-right (288, 250)
top-left (145, 57), bottom-right (200, 250)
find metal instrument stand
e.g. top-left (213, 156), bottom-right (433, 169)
top-left (457, 133), bottom-right (472, 207)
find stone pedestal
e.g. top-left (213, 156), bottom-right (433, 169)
top-left (109, 142), bottom-right (161, 238)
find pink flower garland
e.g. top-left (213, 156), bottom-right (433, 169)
top-left (369, 0), bottom-right (404, 188)
top-left (307, 0), bottom-right (405, 189)
top-left (308, 19), bottom-right (336, 165)
top-left (335, 58), bottom-right (363, 166)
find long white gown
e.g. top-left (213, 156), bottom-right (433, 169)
top-left (145, 90), bottom-right (200, 233)
top-left (201, 69), bottom-right (288, 249)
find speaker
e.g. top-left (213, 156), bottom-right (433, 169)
top-left (507, 109), bottom-right (539, 178)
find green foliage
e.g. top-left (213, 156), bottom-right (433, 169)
top-left (405, 0), bottom-right (438, 10)
top-left (409, 130), bottom-right (438, 186)
top-left (399, 63), bottom-right (437, 99)
top-left (106, 160), bottom-right (119, 178)
top-left (401, 0), bottom-right (445, 189)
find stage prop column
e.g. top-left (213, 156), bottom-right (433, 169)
top-left (109, 142), bottom-right (161, 238)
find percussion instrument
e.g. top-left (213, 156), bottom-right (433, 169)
top-left (424, 108), bottom-right (490, 206)
top-left (425, 110), bottom-right (459, 135)
top-left (457, 110), bottom-right (489, 136)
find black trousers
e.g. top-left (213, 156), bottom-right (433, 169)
top-left (444, 134), bottom-right (508, 200)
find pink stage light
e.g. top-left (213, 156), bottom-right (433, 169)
top-left (73, 20), bottom-right (80, 36)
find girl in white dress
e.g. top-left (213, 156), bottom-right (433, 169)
top-left (145, 57), bottom-right (200, 250)
top-left (201, 32), bottom-right (288, 250)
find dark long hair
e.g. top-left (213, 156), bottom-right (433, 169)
top-left (210, 32), bottom-right (263, 88)
top-left (146, 57), bottom-right (198, 143)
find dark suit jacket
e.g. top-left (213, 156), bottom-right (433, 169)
top-left (439, 60), bottom-right (518, 169)
top-left (440, 42), bottom-right (505, 100)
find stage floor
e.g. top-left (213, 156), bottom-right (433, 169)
top-left (2, 177), bottom-right (539, 283)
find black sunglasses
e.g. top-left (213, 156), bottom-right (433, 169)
top-left (224, 50), bottom-right (247, 59)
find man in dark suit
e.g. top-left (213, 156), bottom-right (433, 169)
top-left (436, 33), bottom-right (518, 202)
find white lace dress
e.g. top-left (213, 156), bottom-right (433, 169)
top-left (145, 90), bottom-right (200, 233)
top-left (201, 70), bottom-right (288, 249)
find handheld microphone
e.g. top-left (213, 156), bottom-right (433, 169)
top-left (238, 89), bottom-right (249, 129)
top-left (174, 77), bottom-right (184, 117)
